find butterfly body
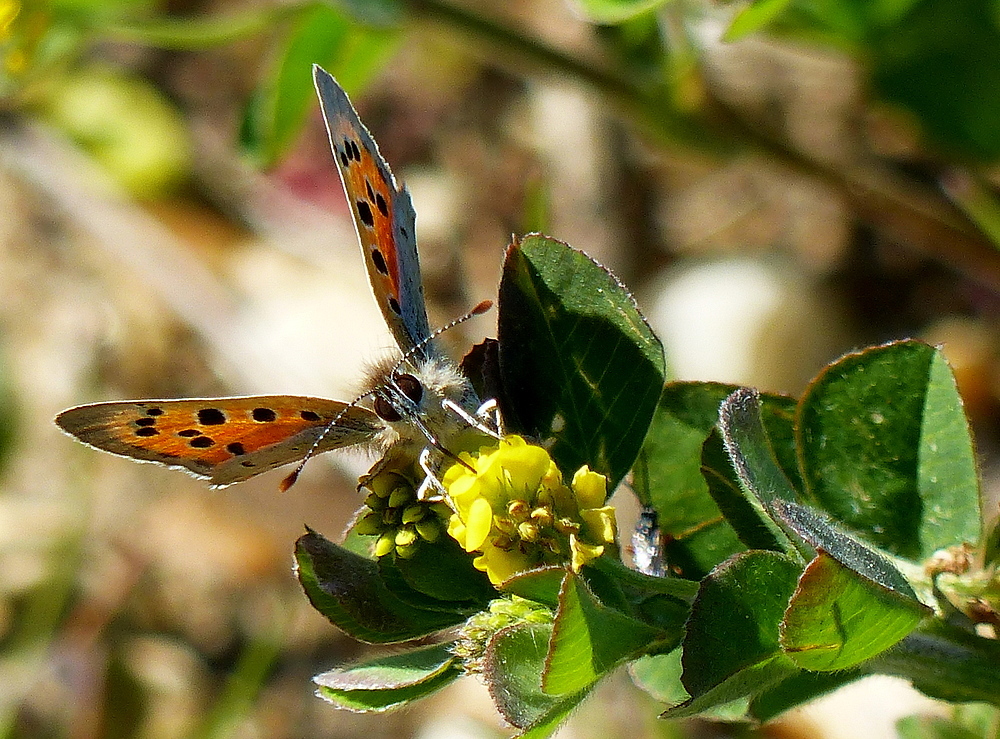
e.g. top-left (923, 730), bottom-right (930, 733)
top-left (56, 66), bottom-right (488, 488)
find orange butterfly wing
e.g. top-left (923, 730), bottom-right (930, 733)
top-left (314, 66), bottom-right (434, 357)
top-left (56, 396), bottom-right (382, 486)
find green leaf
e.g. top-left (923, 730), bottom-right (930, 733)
top-left (566, 0), bottom-right (673, 25)
top-left (917, 349), bottom-right (982, 549)
top-left (377, 556), bottom-right (486, 615)
top-left (633, 649), bottom-right (763, 721)
top-left (699, 430), bottom-right (781, 553)
top-left (871, 620), bottom-right (1000, 706)
top-left (543, 572), bottom-right (667, 695)
top-left (896, 715), bottom-right (984, 739)
top-left (780, 552), bottom-right (928, 671)
top-left (502, 567), bottom-right (568, 609)
top-left (772, 500), bottom-right (921, 600)
top-left (103, 7), bottom-right (294, 49)
top-left (384, 536), bottom-right (495, 607)
top-left (497, 234), bottom-right (665, 489)
top-left (717, 388), bottom-right (805, 559)
top-left (797, 340), bottom-right (980, 561)
top-left (581, 556), bottom-right (697, 634)
top-left (294, 529), bottom-right (467, 643)
top-left (314, 643), bottom-right (461, 712)
top-left (870, 0), bottom-right (1000, 161)
top-left (724, 0), bottom-right (795, 41)
top-left (634, 382), bottom-right (797, 577)
top-left (243, 2), bottom-right (397, 166)
top-left (748, 668), bottom-right (867, 722)
top-left (628, 650), bottom-right (688, 705)
top-left (483, 622), bottom-right (591, 732)
top-left (672, 551), bottom-right (801, 714)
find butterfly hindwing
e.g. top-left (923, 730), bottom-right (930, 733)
top-left (313, 65), bottom-right (433, 357)
top-left (56, 396), bottom-right (382, 486)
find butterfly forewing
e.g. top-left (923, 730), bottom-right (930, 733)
top-left (56, 397), bottom-right (382, 486)
top-left (313, 65), bottom-right (433, 357)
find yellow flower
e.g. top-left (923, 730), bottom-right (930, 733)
top-left (442, 435), bottom-right (617, 585)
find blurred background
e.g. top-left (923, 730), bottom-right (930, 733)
top-left (2, 0), bottom-right (1000, 737)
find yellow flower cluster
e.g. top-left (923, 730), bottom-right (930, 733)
top-left (443, 435), bottom-right (617, 585)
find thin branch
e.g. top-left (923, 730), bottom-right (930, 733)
top-left (406, 0), bottom-right (1000, 291)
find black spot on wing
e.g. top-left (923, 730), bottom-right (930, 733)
top-left (375, 192), bottom-right (388, 217)
top-left (371, 249), bottom-right (389, 275)
top-left (357, 200), bottom-right (374, 228)
top-left (253, 408), bottom-right (277, 422)
top-left (301, 410), bottom-right (320, 421)
top-left (190, 436), bottom-right (214, 448)
top-left (198, 408), bottom-right (226, 425)
top-left (136, 427), bottom-right (159, 437)
top-left (388, 297), bottom-right (401, 315)
top-left (227, 442), bottom-right (246, 455)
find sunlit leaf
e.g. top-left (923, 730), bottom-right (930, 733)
top-left (497, 234), bottom-right (665, 489)
top-left (668, 551), bottom-right (801, 715)
top-left (295, 529), bottom-right (468, 643)
top-left (780, 552), bottom-right (928, 671)
top-left (797, 340), bottom-right (980, 560)
top-left (724, 0), bottom-right (795, 41)
top-left (314, 643), bottom-right (461, 712)
top-left (566, 0), bottom-right (673, 25)
top-left (483, 622), bottom-right (592, 732)
top-left (544, 572), bottom-right (665, 695)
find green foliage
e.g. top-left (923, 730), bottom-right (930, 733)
top-left (732, 0), bottom-right (1000, 159)
top-left (22, 2), bottom-right (1000, 734)
top-left (291, 237), bottom-right (1000, 737)
top-left (797, 341), bottom-right (981, 560)
top-left (313, 643), bottom-right (461, 712)
top-left (240, 3), bottom-right (398, 165)
top-left (567, 0), bottom-right (674, 25)
top-left (497, 234), bottom-right (667, 490)
top-left (294, 528), bottom-right (485, 643)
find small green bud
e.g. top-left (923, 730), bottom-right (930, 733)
top-left (388, 486), bottom-right (414, 508)
top-left (401, 505), bottom-right (425, 524)
top-left (395, 526), bottom-right (418, 548)
top-left (364, 491), bottom-right (386, 511)
top-left (395, 542), bottom-right (419, 559)
top-left (353, 510), bottom-right (383, 536)
top-left (415, 518), bottom-right (442, 542)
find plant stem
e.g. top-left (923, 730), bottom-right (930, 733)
top-left (406, 0), bottom-right (1000, 292)
top-left (868, 619), bottom-right (1000, 706)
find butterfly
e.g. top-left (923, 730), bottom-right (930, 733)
top-left (56, 65), bottom-right (495, 490)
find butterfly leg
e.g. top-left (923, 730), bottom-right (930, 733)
top-left (416, 447), bottom-right (448, 502)
top-left (475, 398), bottom-right (504, 437)
top-left (442, 397), bottom-right (503, 439)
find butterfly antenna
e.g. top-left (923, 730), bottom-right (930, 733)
top-left (391, 299), bottom-right (492, 375)
top-left (282, 300), bottom-right (491, 492)
top-left (279, 390), bottom-right (379, 492)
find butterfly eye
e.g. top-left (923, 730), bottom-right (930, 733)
top-left (395, 374), bottom-right (423, 404)
top-left (373, 394), bottom-right (402, 423)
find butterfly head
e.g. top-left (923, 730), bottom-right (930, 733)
top-left (366, 353), bottom-right (479, 450)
